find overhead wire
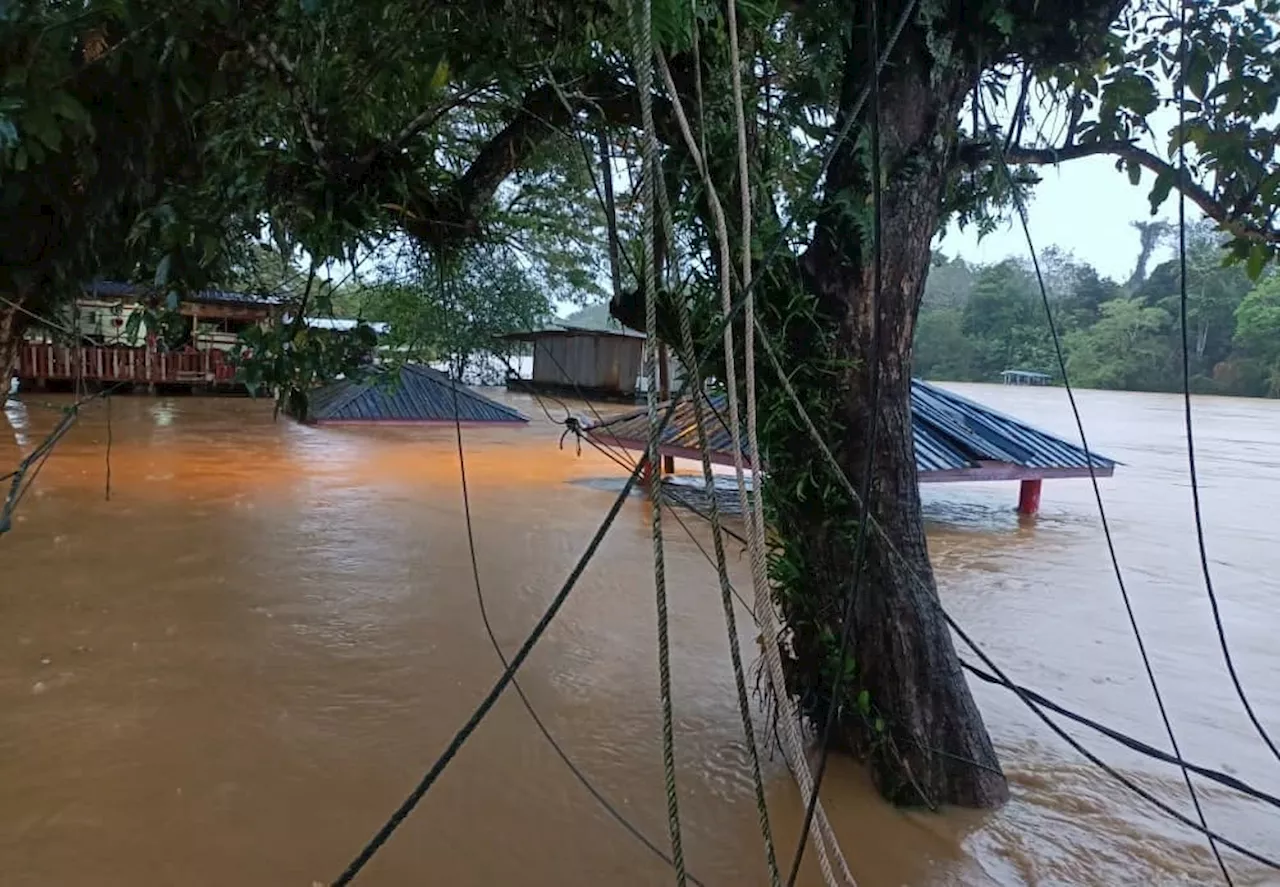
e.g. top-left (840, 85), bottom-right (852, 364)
top-left (1173, 0), bottom-right (1280, 768)
top-left (662, 478), bottom-right (1280, 812)
top-left (719, 69), bottom-right (1278, 874)
top-left (976, 74), bottom-right (1230, 880)
top-left (752, 311), bottom-right (1280, 869)
top-left (443, 288), bottom-right (711, 886)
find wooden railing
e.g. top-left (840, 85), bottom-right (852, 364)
top-left (17, 343), bottom-right (238, 385)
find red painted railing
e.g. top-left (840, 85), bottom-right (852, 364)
top-left (16, 343), bottom-right (238, 385)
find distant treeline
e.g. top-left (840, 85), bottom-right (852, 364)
top-left (916, 222), bottom-right (1280, 398)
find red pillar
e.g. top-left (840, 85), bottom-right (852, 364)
top-left (1017, 478), bottom-right (1043, 516)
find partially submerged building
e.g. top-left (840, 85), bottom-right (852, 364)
top-left (497, 324), bottom-right (658, 401)
top-left (17, 281), bottom-right (281, 391)
top-left (303, 364), bottom-right (527, 425)
top-left (1000, 369), bottom-right (1052, 386)
top-left (584, 379), bottom-right (1116, 515)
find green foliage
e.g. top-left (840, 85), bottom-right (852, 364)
top-left (359, 247), bottom-right (553, 380)
top-left (232, 317), bottom-right (380, 420)
top-left (0, 0), bottom-right (261, 321)
top-left (914, 236), bottom-right (1280, 398)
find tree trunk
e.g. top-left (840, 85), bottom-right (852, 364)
top-left (0, 301), bottom-right (25, 404)
top-left (760, 25), bottom-right (1008, 809)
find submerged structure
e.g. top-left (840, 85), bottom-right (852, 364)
top-left (304, 364), bottom-right (527, 425)
top-left (498, 324), bottom-right (651, 400)
top-left (584, 379), bottom-right (1115, 515)
top-left (1000, 369), bottom-right (1052, 386)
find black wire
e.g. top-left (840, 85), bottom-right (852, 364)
top-left (959, 662), bottom-right (1280, 811)
top-left (786, 1), bottom-right (891, 880)
top-left (980, 94), bottom-right (1230, 882)
top-left (662, 373), bottom-right (1280, 821)
top-left (1174, 5), bottom-right (1280, 768)
top-left (332, 1), bottom-right (932, 877)
top-left (945, 610), bottom-right (1279, 870)
top-left (446, 356), bottom-right (710, 886)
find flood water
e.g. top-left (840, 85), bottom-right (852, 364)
top-left (1, 383), bottom-right (1278, 886)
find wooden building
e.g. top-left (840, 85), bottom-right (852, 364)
top-left (498, 324), bottom-right (650, 401)
top-left (15, 281), bottom-right (281, 393)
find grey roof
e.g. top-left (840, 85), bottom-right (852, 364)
top-left (589, 393), bottom-right (752, 461)
top-left (585, 379), bottom-right (1115, 477)
top-left (307, 364), bottom-right (528, 424)
top-left (498, 323), bottom-right (647, 341)
top-left (83, 280), bottom-right (282, 306)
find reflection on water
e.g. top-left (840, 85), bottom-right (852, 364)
top-left (1, 384), bottom-right (1278, 886)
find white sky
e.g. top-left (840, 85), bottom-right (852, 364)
top-left (937, 153), bottom-right (1187, 282)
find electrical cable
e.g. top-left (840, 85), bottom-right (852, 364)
top-left (663, 486), bottom-right (1280, 813)
top-left (1173, 2), bottom-right (1280, 768)
top-left (977, 90), bottom-right (1231, 882)
top-left (752, 314), bottom-right (1280, 869)
top-left (445, 353), bottom-right (710, 887)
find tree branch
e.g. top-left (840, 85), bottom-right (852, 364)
top-left (245, 38), bottom-right (328, 163)
top-left (980, 139), bottom-right (1280, 246)
top-left (396, 68), bottom-right (680, 250)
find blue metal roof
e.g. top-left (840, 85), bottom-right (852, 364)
top-left (585, 379), bottom-right (1115, 477)
top-left (83, 280), bottom-right (282, 306)
top-left (307, 364), bottom-right (528, 424)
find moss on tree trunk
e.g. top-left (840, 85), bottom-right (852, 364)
top-left (756, 26), bottom-right (1008, 808)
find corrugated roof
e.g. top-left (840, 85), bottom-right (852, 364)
top-left (498, 323), bottom-right (647, 341)
top-left (83, 280), bottom-right (282, 306)
top-left (585, 379), bottom-right (1115, 477)
top-left (307, 364), bottom-right (527, 424)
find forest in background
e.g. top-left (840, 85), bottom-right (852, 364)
top-left (566, 220), bottom-right (1280, 398)
top-left (915, 221), bottom-right (1280, 397)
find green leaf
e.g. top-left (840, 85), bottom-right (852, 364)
top-left (49, 92), bottom-right (89, 126)
top-left (1126, 160), bottom-right (1141, 186)
top-left (1246, 243), bottom-right (1268, 281)
top-left (856, 689), bottom-right (871, 715)
top-left (1148, 169), bottom-right (1175, 213)
top-left (22, 106), bottom-right (61, 152)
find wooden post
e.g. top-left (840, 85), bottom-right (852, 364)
top-left (1017, 478), bottom-right (1042, 516)
top-left (658, 342), bottom-right (675, 476)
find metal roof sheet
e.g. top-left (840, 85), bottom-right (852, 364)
top-left (308, 364), bottom-right (527, 424)
top-left (498, 323), bottom-right (647, 341)
top-left (585, 379), bottom-right (1115, 476)
top-left (83, 280), bottom-right (282, 306)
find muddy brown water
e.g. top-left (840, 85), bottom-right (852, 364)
top-left (2, 384), bottom-right (1278, 886)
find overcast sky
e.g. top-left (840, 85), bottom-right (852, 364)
top-left (937, 152), bottom-right (1188, 283)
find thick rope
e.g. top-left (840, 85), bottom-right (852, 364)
top-left (652, 127), bottom-right (782, 887)
top-left (632, 3), bottom-right (688, 882)
top-left (655, 50), bottom-right (853, 887)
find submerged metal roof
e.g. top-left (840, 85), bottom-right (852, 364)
top-left (586, 379), bottom-right (1115, 480)
top-left (307, 364), bottom-right (527, 424)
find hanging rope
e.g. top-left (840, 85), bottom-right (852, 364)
top-left (650, 92), bottom-right (782, 887)
top-left (654, 45), bottom-right (852, 887)
top-left (631, 0), bottom-right (688, 880)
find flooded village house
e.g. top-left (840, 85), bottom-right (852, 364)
top-left (15, 281), bottom-right (281, 392)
